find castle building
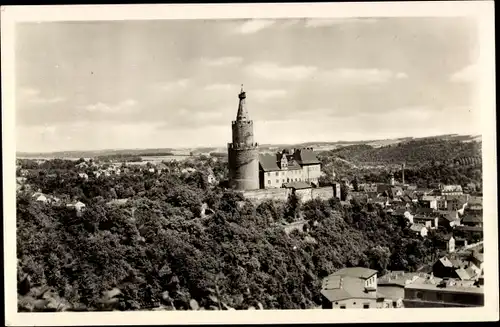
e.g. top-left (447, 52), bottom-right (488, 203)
top-left (259, 148), bottom-right (322, 189)
top-left (227, 86), bottom-right (260, 190)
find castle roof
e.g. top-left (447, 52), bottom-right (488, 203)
top-left (294, 148), bottom-right (320, 165)
top-left (236, 86), bottom-right (249, 121)
top-left (259, 154), bottom-right (280, 172)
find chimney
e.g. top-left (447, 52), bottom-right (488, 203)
top-left (339, 277), bottom-right (343, 289)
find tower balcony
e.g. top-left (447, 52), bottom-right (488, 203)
top-left (232, 120), bottom-right (253, 125)
top-left (228, 142), bottom-right (259, 150)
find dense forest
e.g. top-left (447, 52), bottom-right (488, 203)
top-left (321, 139), bottom-right (481, 166)
top-left (16, 157), bottom-right (448, 312)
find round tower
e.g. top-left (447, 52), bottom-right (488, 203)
top-left (228, 86), bottom-right (259, 190)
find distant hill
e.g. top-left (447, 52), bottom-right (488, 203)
top-left (320, 137), bottom-right (481, 166)
top-left (17, 134), bottom-right (481, 159)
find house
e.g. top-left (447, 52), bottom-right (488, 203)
top-left (438, 235), bottom-right (455, 253)
top-left (440, 185), bottom-right (464, 196)
top-left (32, 192), bottom-right (48, 203)
top-left (392, 208), bottom-right (413, 220)
top-left (66, 201), bottom-right (86, 212)
top-left (403, 277), bottom-right (484, 307)
top-left (371, 196), bottom-right (389, 208)
top-left (470, 252), bottom-right (484, 271)
top-left (467, 196), bottom-right (483, 211)
top-left (377, 271), bottom-right (424, 306)
top-left (410, 224), bottom-right (428, 237)
top-left (454, 268), bottom-right (472, 281)
top-left (446, 197), bottom-right (468, 214)
top-left (78, 172), bottom-right (89, 180)
top-left (390, 186), bottom-right (404, 198)
top-left (461, 214), bottom-right (483, 228)
top-left (413, 214), bottom-right (438, 230)
top-left (437, 210), bottom-right (461, 228)
top-left (321, 267), bottom-right (385, 309)
top-left (432, 257), bottom-right (454, 278)
top-left (420, 195), bottom-right (441, 210)
top-left (259, 148), bottom-right (321, 189)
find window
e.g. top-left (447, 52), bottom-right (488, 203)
top-left (276, 179), bottom-right (279, 184)
top-left (340, 305), bottom-right (346, 309)
top-left (416, 292), bottom-right (423, 299)
top-left (267, 180), bottom-right (271, 185)
top-left (363, 304), bottom-right (370, 309)
top-left (275, 172), bottom-right (279, 176)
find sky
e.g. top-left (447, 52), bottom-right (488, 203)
top-left (15, 17), bottom-right (480, 152)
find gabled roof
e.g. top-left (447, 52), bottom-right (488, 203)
top-left (462, 215), bottom-right (482, 223)
top-left (295, 149), bottom-right (320, 165)
top-left (437, 256), bottom-right (453, 268)
top-left (259, 154), bottom-right (280, 172)
top-left (331, 267), bottom-right (377, 280)
top-left (415, 207), bottom-right (436, 215)
top-left (455, 268), bottom-right (471, 281)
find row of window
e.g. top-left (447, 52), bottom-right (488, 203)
top-left (268, 178), bottom-right (303, 184)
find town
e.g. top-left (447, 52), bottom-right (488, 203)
top-left (16, 88), bottom-right (484, 311)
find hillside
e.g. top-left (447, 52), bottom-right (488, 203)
top-left (320, 138), bottom-right (481, 166)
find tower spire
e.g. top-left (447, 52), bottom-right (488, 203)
top-left (236, 84), bottom-right (249, 121)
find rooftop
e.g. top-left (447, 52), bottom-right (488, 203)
top-left (283, 181), bottom-right (312, 190)
top-left (330, 267), bottom-right (378, 280)
top-left (321, 275), bottom-right (378, 302)
top-left (405, 279), bottom-right (483, 294)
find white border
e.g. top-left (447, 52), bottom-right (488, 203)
top-left (2, 2), bottom-right (497, 326)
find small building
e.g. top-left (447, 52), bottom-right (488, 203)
top-left (421, 195), bottom-right (441, 210)
top-left (413, 215), bottom-right (438, 230)
top-left (78, 172), bottom-right (89, 180)
top-left (462, 214), bottom-right (482, 228)
top-left (410, 224), bottom-right (428, 237)
top-left (321, 267), bottom-right (382, 309)
top-left (440, 185), bottom-right (464, 196)
top-left (66, 201), bottom-right (86, 212)
top-left (437, 210), bottom-right (461, 228)
top-left (403, 278), bottom-right (483, 307)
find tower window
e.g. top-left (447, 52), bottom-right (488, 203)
top-left (275, 172), bottom-right (279, 176)
top-left (276, 179), bottom-right (279, 184)
top-left (268, 180), bottom-right (271, 185)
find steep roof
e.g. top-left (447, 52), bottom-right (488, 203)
top-left (331, 267), bottom-right (377, 280)
top-left (259, 154), bottom-right (280, 172)
top-left (462, 215), bottom-right (483, 224)
top-left (455, 268), bottom-right (471, 281)
top-left (437, 256), bottom-right (453, 268)
top-left (295, 149), bottom-right (320, 165)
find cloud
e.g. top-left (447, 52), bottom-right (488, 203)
top-left (204, 83), bottom-right (235, 91)
top-left (156, 78), bottom-right (190, 91)
top-left (252, 89), bottom-right (288, 101)
top-left (19, 87), bottom-right (65, 105)
top-left (450, 64), bottom-right (477, 83)
top-left (320, 68), bottom-right (408, 85)
top-left (245, 62), bottom-right (318, 81)
top-left (200, 56), bottom-right (243, 66)
top-left (304, 18), bottom-right (379, 28)
top-left (236, 19), bottom-right (276, 34)
top-left (83, 99), bottom-right (138, 113)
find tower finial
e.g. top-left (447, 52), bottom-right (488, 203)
top-left (241, 84), bottom-right (244, 93)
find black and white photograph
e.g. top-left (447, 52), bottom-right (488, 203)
top-left (2, 2), bottom-right (497, 326)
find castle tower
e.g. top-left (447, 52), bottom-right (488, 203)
top-left (228, 85), bottom-right (259, 190)
top-left (389, 171), bottom-right (395, 186)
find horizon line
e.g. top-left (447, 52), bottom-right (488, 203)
top-left (16, 132), bottom-right (481, 156)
